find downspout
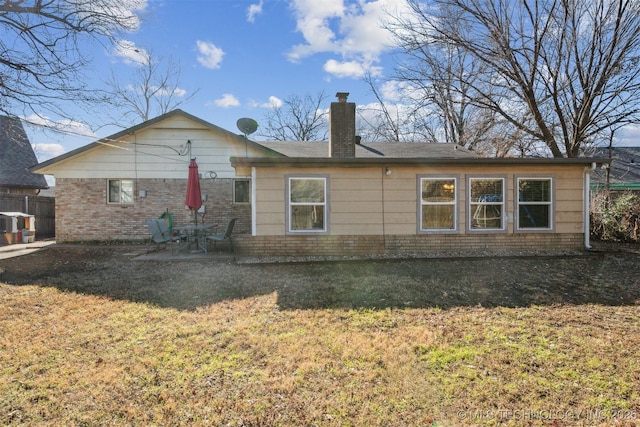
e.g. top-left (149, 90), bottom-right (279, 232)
top-left (251, 166), bottom-right (257, 236)
top-left (584, 163), bottom-right (596, 249)
top-left (381, 166), bottom-right (387, 251)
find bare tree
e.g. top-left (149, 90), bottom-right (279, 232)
top-left (259, 91), bottom-right (329, 141)
top-left (106, 49), bottom-right (199, 126)
top-left (365, 31), bottom-right (526, 155)
top-left (388, 0), bottom-right (640, 157)
top-left (0, 0), bottom-right (144, 123)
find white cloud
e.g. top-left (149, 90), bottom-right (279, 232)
top-left (250, 96), bottom-right (284, 108)
top-left (287, 0), bottom-right (344, 62)
top-left (33, 143), bottom-right (66, 160)
top-left (23, 115), bottom-right (96, 138)
top-left (323, 59), bottom-right (382, 78)
top-left (85, 0), bottom-right (148, 33)
top-left (196, 40), bottom-right (225, 69)
top-left (266, 95), bottom-right (283, 108)
top-left (113, 39), bottom-right (149, 65)
top-left (172, 88), bottom-right (188, 97)
top-left (616, 124), bottom-right (640, 146)
top-left (247, 0), bottom-right (264, 22)
top-left (380, 80), bottom-right (410, 101)
top-left (143, 85), bottom-right (187, 97)
top-left (287, 0), bottom-right (409, 76)
top-left (213, 94), bottom-right (240, 108)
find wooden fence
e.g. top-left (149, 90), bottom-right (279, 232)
top-left (0, 194), bottom-right (55, 237)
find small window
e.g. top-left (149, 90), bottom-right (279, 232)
top-left (469, 177), bottom-right (505, 230)
top-left (517, 178), bottom-right (552, 230)
top-left (288, 176), bottom-right (327, 233)
top-left (233, 179), bottom-right (251, 204)
top-left (420, 177), bottom-right (457, 231)
top-left (108, 179), bottom-right (133, 204)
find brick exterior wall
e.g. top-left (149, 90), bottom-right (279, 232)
top-left (233, 233), bottom-right (585, 258)
top-left (54, 177), bottom-right (251, 242)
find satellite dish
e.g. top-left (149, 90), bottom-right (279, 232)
top-left (237, 118), bottom-right (258, 136)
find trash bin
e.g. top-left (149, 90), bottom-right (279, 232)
top-left (22, 229), bottom-right (34, 243)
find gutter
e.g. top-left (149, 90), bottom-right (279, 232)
top-left (230, 156), bottom-right (608, 168)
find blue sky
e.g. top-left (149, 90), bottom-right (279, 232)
top-left (24, 0), bottom-right (640, 163)
top-left (28, 0), bottom-right (409, 161)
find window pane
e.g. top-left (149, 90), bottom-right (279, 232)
top-left (471, 205), bottom-right (502, 228)
top-left (519, 180), bottom-right (550, 202)
top-left (108, 180), bottom-right (121, 203)
top-left (422, 179), bottom-right (455, 202)
top-left (423, 205), bottom-right (454, 229)
top-left (121, 180), bottom-right (134, 204)
top-left (234, 180), bottom-right (250, 203)
top-left (291, 179), bottom-right (325, 203)
top-left (291, 205), bottom-right (324, 230)
top-left (470, 179), bottom-right (503, 202)
top-left (108, 179), bottom-right (133, 204)
top-left (519, 205), bottom-right (550, 228)
top-left (470, 178), bottom-right (503, 229)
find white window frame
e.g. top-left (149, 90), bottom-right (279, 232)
top-left (418, 176), bottom-right (458, 233)
top-left (107, 179), bottom-right (134, 204)
top-left (233, 178), bottom-right (251, 204)
top-left (467, 176), bottom-right (506, 232)
top-left (516, 177), bottom-right (554, 232)
top-left (286, 175), bottom-right (329, 234)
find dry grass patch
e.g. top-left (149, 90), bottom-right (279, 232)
top-left (1, 282), bottom-right (639, 426)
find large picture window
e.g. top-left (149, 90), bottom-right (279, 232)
top-left (517, 178), bottom-right (552, 230)
top-left (288, 176), bottom-right (327, 232)
top-left (107, 179), bottom-right (133, 204)
top-left (420, 177), bottom-right (457, 231)
top-left (469, 177), bottom-right (505, 230)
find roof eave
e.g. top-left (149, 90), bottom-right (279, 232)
top-left (230, 156), bottom-right (610, 168)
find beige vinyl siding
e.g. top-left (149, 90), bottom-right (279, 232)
top-left (37, 116), bottom-right (262, 179)
top-left (251, 163), bottom-right (588, 237)
top-left (254, 169), bottom-right (286, 235)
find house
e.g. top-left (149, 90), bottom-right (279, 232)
top-left (229, 93), bottom-right (607, 258)
top-left (32, 95), bottom-right (606, 257)
top-left (32, 110), bottom-right (283, 242)
top-left (0, 116), bottom-right (50, 244)
top-left (0, 115), bottom-right (48, 195)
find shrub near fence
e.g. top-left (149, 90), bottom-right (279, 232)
top-left (0, 194), bottom-right (55, 237)
top-left (590, 190), bottom-right (640, 242)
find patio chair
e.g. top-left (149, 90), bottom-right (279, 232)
top-left (206, 218), bottom-right (236, 253)
top-left (146, 219), bottom-right (181, 253)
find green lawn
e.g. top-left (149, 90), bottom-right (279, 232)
top-left (1, 282), bottom-right (639, 426)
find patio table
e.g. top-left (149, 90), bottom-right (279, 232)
top-left (173, 223), bottom-right (216, 253)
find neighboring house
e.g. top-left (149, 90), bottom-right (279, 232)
top-left (589, 146), bottom-right (640, 192)
top-left (229, 93), bottom-right (607, 258)
top-left (0, 116), bottom-right (51, 244)
top-left (0, 115), bottom-right (48, 195)
top-left (32, 96), bottom-right (606, 257)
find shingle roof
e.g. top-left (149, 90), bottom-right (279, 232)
top-left (0, 116), bottom-right (48, 189)
top-left (255, 141), bottom-right (477, 158)
top-left (589, 146), bottom-right (640, 184)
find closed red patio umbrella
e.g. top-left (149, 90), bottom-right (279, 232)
top-left (185, 158), bottom-right (202, 225)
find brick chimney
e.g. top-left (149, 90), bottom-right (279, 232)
top-left (329, 92), bottom-right (356, 158)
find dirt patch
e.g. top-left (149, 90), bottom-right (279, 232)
top-left (1, 243), bottom-right (639, 311)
